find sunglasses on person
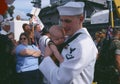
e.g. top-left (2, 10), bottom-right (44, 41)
top-left (20, 37), bottom-right (27, 40)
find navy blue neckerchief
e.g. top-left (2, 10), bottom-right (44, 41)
top-left (57, 32), bottom-right (82, 53)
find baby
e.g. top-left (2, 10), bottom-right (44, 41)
top-left (48, 25), bottom-right (65, 63)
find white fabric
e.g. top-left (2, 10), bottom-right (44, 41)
top-left (0, 29), bottom-right (10, 35)
top-left (57, 1), bottom-right (85, 16)
top-left (39, 35), bottom-right (50, 55)
top-left (91, 10), bottom-right (109, 24)
top-left (39, 28), bottom-right (98, 84)
top-left (39, 35), bottom-right (51, 84)
top-left (116, 49), bottom-right (120, 55)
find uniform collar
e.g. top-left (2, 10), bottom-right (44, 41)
top-left (73, 28), bottom-right (92, 38)
top-left (0, 29), bottom-right (9, 35)
top-left (72, 28), bottom-right (85, 36)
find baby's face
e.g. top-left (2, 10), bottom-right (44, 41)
top-left (51, 34), bottom-right (65, 45)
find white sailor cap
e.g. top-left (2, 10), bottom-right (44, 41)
top-left (1, 21), bottom-right (10, 26)
top-left (57, 1), bottom-right (85, 16)
top-left (1, 21), bottom-right (10, 28)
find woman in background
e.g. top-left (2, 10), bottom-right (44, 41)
top-left (15, 32), bottom-right (43, 84)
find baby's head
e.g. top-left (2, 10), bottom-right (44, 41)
top-left (49, 25), bottom-right (65, 45)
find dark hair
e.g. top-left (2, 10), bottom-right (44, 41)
top-left (41, 28), bottom-right (49, 35)
top-left (19, 32), bottom-right (32, 45)
top-left (0, 34), bottom-right (14, 54)
top-left (34, 24), bottom-right (39, 30)
top-left (22, 23), bottom-right (28, 31)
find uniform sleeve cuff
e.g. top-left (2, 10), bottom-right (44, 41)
top-left (115, 49), bottom-right (120, 55)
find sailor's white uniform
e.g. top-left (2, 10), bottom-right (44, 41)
top-left (0, 29), bottom-right (10, 35)
top-left (39, 28), bottom-right (98, 84)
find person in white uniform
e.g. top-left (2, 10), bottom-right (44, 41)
top-left (0, 21), bottom-right (11, 35)
top-left (39, 1), bottom-right (98, 84)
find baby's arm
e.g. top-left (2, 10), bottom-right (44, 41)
top-left (48, 42), bottom-right (64, 63)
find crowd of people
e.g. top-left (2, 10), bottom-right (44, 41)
top-left (93, 28), bottom-right (120, 84)
top-left (0, 1), bottom-right (120, 84)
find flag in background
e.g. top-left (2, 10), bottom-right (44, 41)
top-left (0, 0), bottom-right (8, 15)
top-left (106, 26), bottom-right (113, 40)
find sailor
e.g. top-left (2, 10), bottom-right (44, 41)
top-left (0, 21), bottom-right (10, 35)
top-left (39, 1), bottom-right (98, 84)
